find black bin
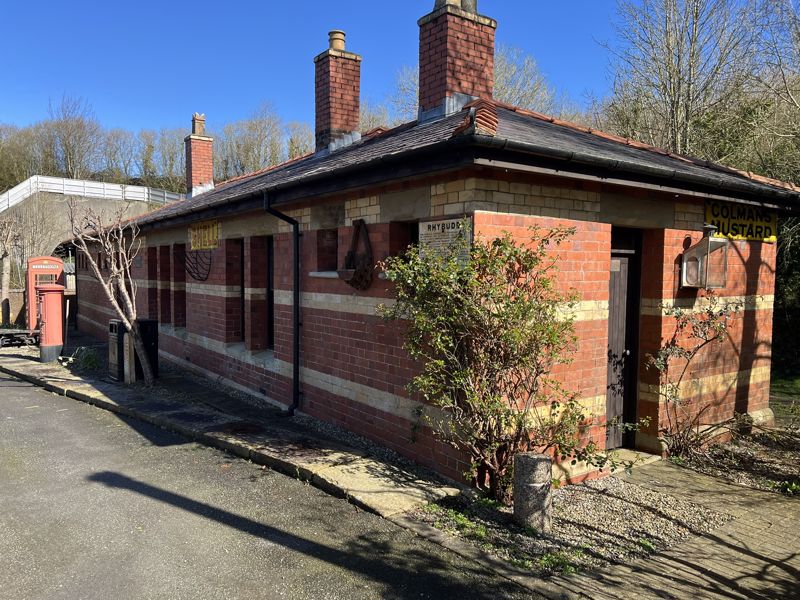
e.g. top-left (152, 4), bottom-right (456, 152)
top-left (133, 319), bottom-right (159, 380)
top-left (108, 320), bottom-right (124, 381)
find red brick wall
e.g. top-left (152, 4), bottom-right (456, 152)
top-left (419, 9), bottom-right (495, 113)
top-left (638, 228), bottom-right (776, 441)
top-left (473, 211), bottom-right (613, 452)
top-left (315, 49), bottom-right (361, 150)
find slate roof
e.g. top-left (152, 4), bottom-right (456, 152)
top-left (137, 100), bottom-right (800, 227)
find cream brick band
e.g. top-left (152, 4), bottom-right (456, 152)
top-left (274, 291), bottom-right (609, 323)
top-left (132, 278), bottom-right (610, 323)
top-left (558, 301), bottom-right (609, 323)
top-left (274, 290), bottom-right (395, 316)
top-left (245, 289), bottom-right (268, 301)
top-left (156, 324), bottom-right (604, 427)
top-left (185, 282), bottom-right (241, 297)
top-left (640, 294), bottom-right (774, 317)
top-left (639, 366), bottom-right (771, 403)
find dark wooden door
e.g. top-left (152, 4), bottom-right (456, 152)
top-left (607, 230), bottom-right (641, 450)
top-left (607, 255), bottom-right (629, 448)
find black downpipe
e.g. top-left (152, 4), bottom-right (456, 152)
top-left (263, 191), bottom-right (301, 416)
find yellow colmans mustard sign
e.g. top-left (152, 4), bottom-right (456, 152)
top-left (705, 201), bottom-right (777, 243)
top-left (189, 220), bottom-right (219, 251)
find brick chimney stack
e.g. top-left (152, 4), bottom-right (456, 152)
top-left (184, 113), bottom-right (214, 197)
top-left (314, 30), bottom-right (362, 153)
top-left (418, 0), bottom-right (497, 120)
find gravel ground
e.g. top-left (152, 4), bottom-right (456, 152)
top-left (684, 433), bottom-right (800, 495)
top-left (411, 475), bottom-right (731, 577)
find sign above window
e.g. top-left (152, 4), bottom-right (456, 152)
top-left (189, 221), bottom-right (219, 251)
top-left (705, 201), bottom-right (777, 243)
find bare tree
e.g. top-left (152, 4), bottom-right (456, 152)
top-left (286, 122), bottom-right (314, 159)
top-left (10, 195), bottom-right (65, 271)
top-left (48, 95), bottom-right (102, 179)
top-left (605, 0), bottom-right (758, 156)
top-left (136, 129), bottom-right (157, 186)
top-left (391, 65), bottom-right (421, 122)
top-left (215, 104), bottom-right (285, 181)
top-left (360, 99), bottom-right (393, 132)
top-left (155, 128), bottom-right (186, 192)
top-left (756, 0), bottom-right (800, 112)
top-left (101, 129), bottom-right (138, 182)
top-left (68, 200), bottom-right (155, 385)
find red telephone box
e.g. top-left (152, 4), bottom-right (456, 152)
top-left (37, 284), bottom-right (65, 362)
top-left (26, 257), bottom-right (64, 331)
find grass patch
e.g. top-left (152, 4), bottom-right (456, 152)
top-left (538, 550), bottom-right (583, 575)
top-left (637, 538), bottom-right (656, 553)
top-left (772, 374), bottom-right (800, 399)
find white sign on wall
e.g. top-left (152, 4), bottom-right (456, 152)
top-left (418, 217), bottom-right (472, 260)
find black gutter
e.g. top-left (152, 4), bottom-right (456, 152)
top-left (263, 191), bottom-right (301, 416)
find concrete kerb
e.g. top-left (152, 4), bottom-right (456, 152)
top-left (0, 359), bottom-right (568, 598)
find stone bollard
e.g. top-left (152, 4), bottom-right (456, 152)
top-left (513, 453), bottom-right (552, 534)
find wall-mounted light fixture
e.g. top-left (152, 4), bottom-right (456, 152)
top-left (680, 224), bottom-right (729, 289)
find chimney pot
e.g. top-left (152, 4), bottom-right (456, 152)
top-left (191, 113), bottom-right (206, 136)
top-left (329, 30), bottom-right (346, 51)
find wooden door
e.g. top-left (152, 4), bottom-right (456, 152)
top-left (606, 231), bottom-right (641, 449)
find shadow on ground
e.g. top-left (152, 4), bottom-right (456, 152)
top-left (86, 471), bottom-right (525, 599)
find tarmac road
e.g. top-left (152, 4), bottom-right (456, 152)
top-left (0, 372), bottom-right (531, 600)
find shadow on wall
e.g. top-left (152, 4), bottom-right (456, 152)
top-left (1, 290), bottom-right (26, 326)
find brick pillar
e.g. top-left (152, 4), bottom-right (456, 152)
top-left (158, 245), bottom-right (172, 325)
top-left (418, 0), bottom-right (496, 117)
top-left (224, 239), bottom-right (245, 344)
top-left (184, 113), bottom-right (214, 197)
top-left (314, 30), bottom-right (362, 151)
top-left (245, 237), bottom-right (268, 351)
top-left (172, 244), bottom-right (186, 328)
top-left (637, 229), bottom-right (670, 453)
top-left (146, 247), bottom-right (158, 320)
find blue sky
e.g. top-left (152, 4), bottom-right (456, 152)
top-left (0, 1), bottom-right (618, 131)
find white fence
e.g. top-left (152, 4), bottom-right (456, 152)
top-left (0, 175), bottom-right (185, 215)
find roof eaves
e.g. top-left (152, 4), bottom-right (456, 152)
top-left (491, 100), bottom-right (800, 196)
top-left (472, 131), bottom-right (799, 207)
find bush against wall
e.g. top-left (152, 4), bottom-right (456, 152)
top-left (380, 225), bottom-right (625, 502)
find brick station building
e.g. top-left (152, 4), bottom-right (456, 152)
top-left (76, 0), bottom-right (799, 483)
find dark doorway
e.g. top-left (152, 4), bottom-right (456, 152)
top-left (606, 228), bottom-right (642, 449)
